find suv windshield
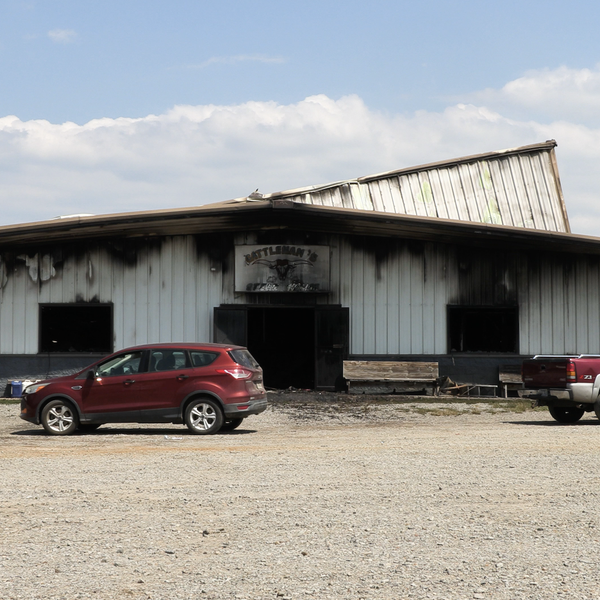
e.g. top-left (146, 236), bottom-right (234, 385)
top-left (229, 349), bottom-right (260, 369)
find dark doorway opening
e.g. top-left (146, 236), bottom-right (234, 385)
top-left (247, 308), bottom-right (315, 389)
top-left (214, 305), bottom-right (349, 391)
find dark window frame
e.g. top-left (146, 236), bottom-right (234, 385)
top-left (447, 305), bottom-right (519, 354)
top-left (39, 303), bottom-right (114, 354)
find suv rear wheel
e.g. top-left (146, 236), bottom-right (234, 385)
top-left (41, 399), bottom-right (79, 435)
top-left (185, 398), bottom-right (223, 434)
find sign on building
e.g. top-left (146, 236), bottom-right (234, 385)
top-left (235, 245), bottom-right (330, 292)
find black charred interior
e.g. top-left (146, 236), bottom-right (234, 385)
top-left (40, 304), bottom-right (113, 353)
top-left (448, 306), bottom-right (519, 353)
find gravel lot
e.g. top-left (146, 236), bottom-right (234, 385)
top-left (2, 394), bottom-right (600, 600)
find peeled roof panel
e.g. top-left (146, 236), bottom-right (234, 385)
top-left (268, 141), bottom-right (569, 232)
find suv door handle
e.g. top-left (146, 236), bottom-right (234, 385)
top-left (177, 374), bottom-right (189, 381)
top-left (124, 379), bottom-right (136, 385)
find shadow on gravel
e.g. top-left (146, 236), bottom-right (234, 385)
top-left (11, 427), bottom-right (257, 437)
top-left (505, 419), bottom-right (600, 426)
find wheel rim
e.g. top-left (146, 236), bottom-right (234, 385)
top-left (189, 403), bottom-right (217, 431)
top-left (47, 405), bottom-right (74, 432)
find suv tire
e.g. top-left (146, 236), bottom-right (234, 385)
top-left (185, 398), bottom-right (223, 435)
top-left (41, 399), bottom-right (79, 435)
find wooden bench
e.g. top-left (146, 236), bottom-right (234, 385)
top-left (499, 365), bottom-right (524, 398)
top-left (343, 361), bottom-right (439, 395)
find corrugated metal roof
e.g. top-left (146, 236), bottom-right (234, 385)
top-left (254, 140), bottom-right (570, 233)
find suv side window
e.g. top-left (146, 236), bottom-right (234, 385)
top-left (190, 351), bottom-right (219, 367)
top-left (96, 351), bottom-right (144, 377)
top-left (150, 350), bottom-right (190, 371)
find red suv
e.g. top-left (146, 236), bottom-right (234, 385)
top-left (20, 343), bottom-right (267, 436)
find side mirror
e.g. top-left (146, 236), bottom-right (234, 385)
top-left (86, 369), bottom-right (96, 380)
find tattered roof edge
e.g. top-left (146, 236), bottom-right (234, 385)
top-left (233, 140), bottom-right (560, 201)
top-left (227, 139), bottom-right (569, 235)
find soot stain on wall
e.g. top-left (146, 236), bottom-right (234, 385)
top-left (193, 233), bottom-right (234, 275)
top-left (348, 236), bottom-right (429, 281)
top-left (452, 247), bottom-right (519, 307)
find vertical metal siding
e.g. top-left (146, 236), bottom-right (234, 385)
top-left (336, 240), bottom-right (450, 355)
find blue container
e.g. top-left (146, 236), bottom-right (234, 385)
top-left (11, 381), bottom-right (23, 397)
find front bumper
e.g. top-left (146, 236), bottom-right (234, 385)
top-left (20, 398), bottom-right (39, 424)
top-left (224, 397), bottom-right (268, 418)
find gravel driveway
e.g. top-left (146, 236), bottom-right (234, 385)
top-left (2, 395), bottom-right (600, 600)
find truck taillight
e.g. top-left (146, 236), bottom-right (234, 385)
top-left (566, 361), bottom-right (577, 382)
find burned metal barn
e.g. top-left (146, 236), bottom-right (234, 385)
top-left (2, 140), bottom-right (600, 393)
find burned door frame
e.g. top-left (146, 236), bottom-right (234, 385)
top-left (213, 305), bottom-right (349, 391)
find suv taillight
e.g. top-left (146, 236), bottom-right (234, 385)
top-left (216, 368), bottom-right (253, 380)
top-left (566, 361), bottom-right (577, 382)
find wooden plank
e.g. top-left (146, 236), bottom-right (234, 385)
top-left (343, 360), bottom-right (438, 381)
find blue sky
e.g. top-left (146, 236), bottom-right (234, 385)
top-left (2, 0), bottom-right (600, 234)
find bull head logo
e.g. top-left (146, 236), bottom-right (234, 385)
top-left (253, 258), bottom-right (313, 281)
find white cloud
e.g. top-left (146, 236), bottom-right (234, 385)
top-left (183, 54), bottom-right (285, 69)
top-left (0, 82), bottom-right (599, 235)
top-left (47, 29), bottom-right (78, 44)
top-left (465, 65), bottom-right (600, 125)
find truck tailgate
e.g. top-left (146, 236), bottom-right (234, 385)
top-left (522, 359), bottom-right (567, 388)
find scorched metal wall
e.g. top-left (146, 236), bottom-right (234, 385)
top-left (1, 233), bottom-right (600, 357)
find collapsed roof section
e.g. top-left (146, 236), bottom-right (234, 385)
top-left (251, 140), bottom-right (570, 233)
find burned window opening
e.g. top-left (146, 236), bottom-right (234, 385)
top-left (448, 306), bottom-right (518, 353)
top-left (40, 304), bottom-right (113, 353)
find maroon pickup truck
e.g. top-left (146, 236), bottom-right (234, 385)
top-left (522, 355), bottom-right (600, 422)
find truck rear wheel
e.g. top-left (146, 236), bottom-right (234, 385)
top-left (548, 406), bottom-right (585, 423)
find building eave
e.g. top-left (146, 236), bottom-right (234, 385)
top-left (0, 200), bottom-right (599, 256)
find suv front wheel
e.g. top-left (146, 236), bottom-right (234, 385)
top-left (41, 399), bottom-right (79, 435)
top-left (185, 398), bottom-right (223, 435)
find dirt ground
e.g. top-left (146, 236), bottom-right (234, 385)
top-left (2, 393), bottom-right (600, 600)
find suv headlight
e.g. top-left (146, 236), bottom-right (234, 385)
top-left (24, 383), bottom-right (48, 395)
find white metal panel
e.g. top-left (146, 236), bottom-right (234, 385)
top-left (397, 249), bottom-right (413, 354)
top-left (422, 244), bottom-right (437, 354)
top-left (0, 268), bottom-right (15, 354)
top-left (385, 250), bottom-right (400, 353)
top-left (349, 244), bottom-right (366, 353)
top-left (374, 252), bottom-right (389, 354)
top-left (133, 244), bottom-right (150, 345)
top-left (182, 236), bottom-right (197, 342)
top-left (121, 253), bottom-right (138, 348)
top-left (361, 248), bottom-right (377, 354)
top-left (205, 249), bottom-right (221, 343)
